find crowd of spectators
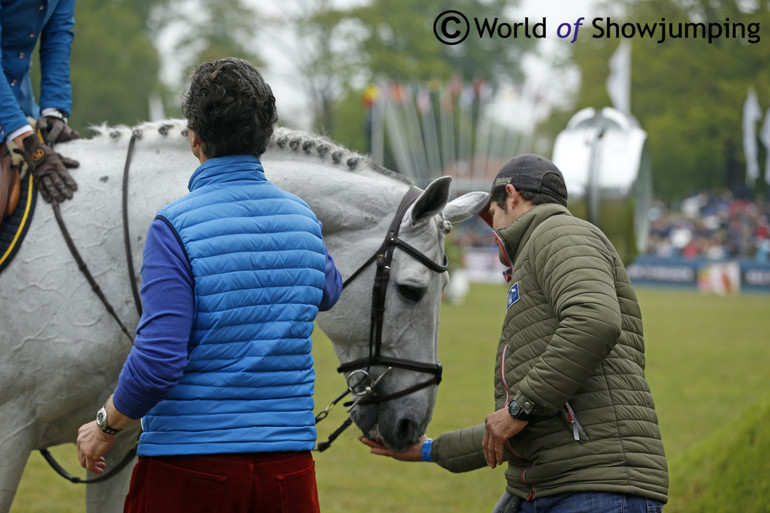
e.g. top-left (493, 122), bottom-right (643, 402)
top-left (645, 190), bottom-right (770, 262)
top-left (446, 189), bottom-right (770, 265)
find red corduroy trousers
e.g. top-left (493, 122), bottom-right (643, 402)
top-left (122, 451), bottom-right (320, 513)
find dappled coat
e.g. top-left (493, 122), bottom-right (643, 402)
top-left (432, 203), bottom-right (668, 503)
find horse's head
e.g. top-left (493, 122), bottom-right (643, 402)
top-left (317, 177), bottom-right (486, 451)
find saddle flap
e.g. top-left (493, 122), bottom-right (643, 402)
top-left (1, 146), bottom-right (21, 221)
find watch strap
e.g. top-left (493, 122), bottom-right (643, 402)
top-left (99, 423), bottom-right (121, 435)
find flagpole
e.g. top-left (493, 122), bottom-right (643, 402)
top-left (401, 83), bottom-right (430, 186)
top-left (420, 84), bottom-right (442, 178)
top-left (384, 84), bottom-right (413, 177)
top-left (439, 83), bottom-right (456, 179)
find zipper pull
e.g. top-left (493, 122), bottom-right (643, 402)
top-left (564, 402), bottom-right (589, 441)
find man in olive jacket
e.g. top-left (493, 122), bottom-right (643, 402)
top-left (361, 154), bottom-right (668, 513)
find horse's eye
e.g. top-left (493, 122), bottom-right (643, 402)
top-left (397, 284), bottom-right (427, 303)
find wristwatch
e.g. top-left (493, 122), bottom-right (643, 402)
top-left (507, 399), bottom-right (533, 422)
top-left (96, 406), bottom-right (121, 435)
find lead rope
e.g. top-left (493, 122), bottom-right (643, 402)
top-left (41, 132), bottom-right (141, 483)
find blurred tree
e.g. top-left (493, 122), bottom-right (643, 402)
top-left (268, 0), bottom-right (366, 135)
top-left (174, 0), bottom-right (265, 79)
top-left (290, 0), bottom-right (535, 149)
top-left (569, 0), bottom-right (770, 199)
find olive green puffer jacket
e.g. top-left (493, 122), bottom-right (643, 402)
top-left (432, 204), bottom-right (668, 504)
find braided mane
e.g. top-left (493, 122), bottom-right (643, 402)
top-left (268, 127), bottom-right (412, 184)
top-left (87, 121), bottom-right (412, 185)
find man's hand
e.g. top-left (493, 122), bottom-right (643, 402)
top-left (483, 407), bottom-right (527, 468)
top-left (76, 421), bottom-right (116, 475)
top-left (359, 435), bottom-right (426, 462)
top-left (37, 115), bottom-right (80, 145)
top-left (15, 134), bottom-right (78, 203)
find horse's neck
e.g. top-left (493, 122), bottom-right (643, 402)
top-left (74, 122), bottom-right (412, 281)
top-left (261, 155), bottom-right (414, 286)
top-left (263, 155), bottom-right (409, 249)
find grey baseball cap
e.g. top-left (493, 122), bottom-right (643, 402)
top-left (475, 154), bottom-right (568, 226)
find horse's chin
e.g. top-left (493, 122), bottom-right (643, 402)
top-left (351, 401), bottom-right (429, 452)
top-left (363, 425), bottom-right (421, 453)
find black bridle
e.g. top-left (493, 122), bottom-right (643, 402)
top-left (316, 186), bottom-right (448, 451)
top-left (337, 186), bottom-right (447, 400)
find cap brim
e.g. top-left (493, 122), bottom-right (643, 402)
top-left (472, 192), bottom-right (493, 227)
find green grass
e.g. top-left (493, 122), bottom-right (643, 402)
top-left (666, 395), bottom-right (770, 513)
top-left (10, 284), bottom-right (770, 512)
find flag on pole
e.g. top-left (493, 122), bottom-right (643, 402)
top-left (743, 87), bottom-right (762, 186)
top-left (606, 40), bottom-right (631, 115)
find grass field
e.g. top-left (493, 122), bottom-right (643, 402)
top-left (9, 284), bottom-right (770, 512)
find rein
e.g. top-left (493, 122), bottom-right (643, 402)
top-left (41, 132), bottom-right (142, 483)
top-left (316, 186), bottom-right (448, 451)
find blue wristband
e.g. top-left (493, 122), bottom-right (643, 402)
top-left (421, 438), bottom-right (433, 462)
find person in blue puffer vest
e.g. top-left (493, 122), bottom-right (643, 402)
top-left (76, 57), bottom-right (342, 513)
top-left (1, 0), bottom-right (81, 204)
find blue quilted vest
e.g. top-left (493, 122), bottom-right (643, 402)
top-left (138, 155), bottom-right (326, 456)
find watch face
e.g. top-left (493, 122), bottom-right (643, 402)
top-left (508, 401), bottom-right (522, 417)
top-left (96, 408), bottom-right (107, 427)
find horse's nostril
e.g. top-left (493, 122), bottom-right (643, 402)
top-left (397, 418), bottom-right (419, 442)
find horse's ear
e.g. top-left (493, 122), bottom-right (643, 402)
top-left (443, 191), bottom-right (489, 223)
top-left (410, 176), bottom-right (452, 225)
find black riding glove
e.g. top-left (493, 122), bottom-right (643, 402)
top-left (37, 115), bottom-right (81, 145)
top-left (15, 135), bottom-right (79, 203)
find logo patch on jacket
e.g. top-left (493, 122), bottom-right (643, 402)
top-left (507, 282), bottom-right (520, 310)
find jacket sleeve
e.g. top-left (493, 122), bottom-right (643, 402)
top-left (317, 221), bottom-right (342, 311)
top-left (38, 0), bottom-right (75, 115)
top-left (0, 17), bottom-right (31, 139)
top-left (514, 220), bottom-right (622, 417)
top-left (113, 217), bottom-right (193, 419)
top-left (431, 424), bottom-right (487, 473)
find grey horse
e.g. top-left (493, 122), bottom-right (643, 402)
top-left (0, 120), bottom-right (485, 512)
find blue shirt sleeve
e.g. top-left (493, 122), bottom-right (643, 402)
top-left (317, 220), bottom-right (342, 311)
top-left (112, 217), bottom-right (193, 419)
top-left (39, 0), bottom-right (76, 114)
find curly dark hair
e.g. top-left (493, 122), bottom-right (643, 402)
top-left (182, 57), bottom-right (278, 158)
